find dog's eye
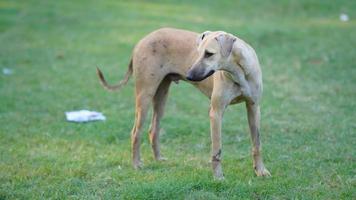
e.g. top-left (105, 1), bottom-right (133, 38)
top-left (204, 51), bottom-right (214, 58)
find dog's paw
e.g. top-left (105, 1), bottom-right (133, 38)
top-left (212, 163), bottom-right (225, 181)
top-left (156, 156), bottom-right (168, 161)
top-left (254, 166), bottom-right (271, 177)
top-left (133, 160), bottom-right (143, 170)
top-left (214, 175), bottom-right (225, 181)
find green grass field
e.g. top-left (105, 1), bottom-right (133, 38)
top-left (1, 0), bottom-right (355, 199)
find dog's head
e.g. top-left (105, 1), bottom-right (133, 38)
top-left (186, 31), bottom-right (237, 81)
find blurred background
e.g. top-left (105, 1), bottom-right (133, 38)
top-left (0, 0), bottom-right (355, 199)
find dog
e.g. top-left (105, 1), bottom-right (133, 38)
top-left (97, 27), bottom-right (270, 180)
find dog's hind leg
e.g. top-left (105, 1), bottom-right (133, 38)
top-left (149, 77), bottom-right (171, 161)
top-left (131, 81), bottom-right (157, 169)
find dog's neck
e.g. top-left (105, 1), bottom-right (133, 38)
top-left (221, 56), bottom-right (250, 81)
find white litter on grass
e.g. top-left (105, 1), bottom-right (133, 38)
top-left (3, 68), bottom-right (13, 75)
top-left (65, 110), bottom-right (106, 123)
top-left (340, 13), bottom-right (349, 22)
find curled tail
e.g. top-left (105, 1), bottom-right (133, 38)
top-left (96, 59), bottom-right (133, 92)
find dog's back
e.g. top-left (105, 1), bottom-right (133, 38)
top-left (132, 28), bottom-right (198, 76)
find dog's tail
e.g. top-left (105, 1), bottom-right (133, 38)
top-left (96, 59), bottom-right (133, 92)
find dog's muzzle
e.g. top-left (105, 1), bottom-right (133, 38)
top-left (186, 69), bottom-right (215, 82)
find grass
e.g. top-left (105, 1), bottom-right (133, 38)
top-left (0, 0), bottom-right (355, 199)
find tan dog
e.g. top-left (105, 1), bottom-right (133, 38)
top-left (97, 27), bottom-right (270, 180)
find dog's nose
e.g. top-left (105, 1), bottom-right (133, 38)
top-left (186, 74), bottom-right (193, 81)
top-left (186, 70), bottom-right (194, 81)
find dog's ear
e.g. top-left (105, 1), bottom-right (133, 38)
top-left (196, 31), bottom-right (211, 47)
top-left (215, 33), bottom-right (236, 57)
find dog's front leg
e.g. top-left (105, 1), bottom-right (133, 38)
top-left (209, 99), bottom-right (226, 180)
top-left (246, 103), bottom-right (271, 176)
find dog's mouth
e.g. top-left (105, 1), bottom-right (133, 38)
top-left (205, 70), bottom-right (215, 78)
top-left (186, 70), bottom-right (215, 82)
